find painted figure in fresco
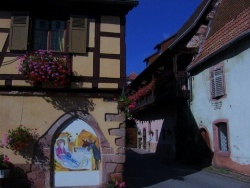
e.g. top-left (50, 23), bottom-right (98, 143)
top-left (82, 139), bottom-right (101, 170)
top-left (56, 139), bottom-right (80, 168)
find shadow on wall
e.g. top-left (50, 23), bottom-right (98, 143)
top-left (1, 166), bottom-right (33, 188)
top-left (174, 103), bottom-right (213, 166)
top-left (125, 118), bottom-right (137, 148)
top-left (1, 142), bottom-right (49, 188)
top-left (43, 96), bottom-right (95, 113)
top-left (155, 102), bottom-right (213, 167)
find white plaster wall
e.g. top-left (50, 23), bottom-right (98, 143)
top-left (136, 119), bottom-right (163, 147)
top-left (190, 45), bottom-right (250, 165)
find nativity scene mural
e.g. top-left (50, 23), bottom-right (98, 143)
top-left (53, 119), bottom-right (101, 187)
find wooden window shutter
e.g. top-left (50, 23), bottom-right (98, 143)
top-left (211, 66), bottom-right (224, 98)
top-left (69, 17), bottom-right (88, 54)
top-left (9, 15), bottom-right (29, 51)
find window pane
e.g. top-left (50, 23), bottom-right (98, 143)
top-left (51, 21), bottom-right (65, 51)
top-left (33, 20), bottom-right (49, 50)
top-left (218, 123), bottom-right (228, 151)
top-left (156, 130), bottom-right (158, 141)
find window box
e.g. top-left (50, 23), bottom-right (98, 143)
top-left (17, 50), bottom-right (72, 87)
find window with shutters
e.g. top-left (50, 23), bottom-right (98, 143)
top-left (9, 14), bottom-right (88, 54)
top-left (210, 65), bottom-right (225, 99)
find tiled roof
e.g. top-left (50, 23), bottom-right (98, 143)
top-left (130, 0), bottom-right (211, 86)
top-left (127, 72), bottom-right (138, 80)
top-left (187, 0), bottom-right (250, 71)
top-left (143, 35), bottom-right (177, 64)
top-left (143, 0), bottom-right (211, 68)
top-left (153, 34), bottom-right (177, 52)
top-left (138, 0), bottom-right (212, 75)
top-left (168, 0), bottom-right (212, 49)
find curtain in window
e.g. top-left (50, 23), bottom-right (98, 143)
top-left (51, 21), bottom-right (65, 51)
top-left (33, 20), bottom-right (49, 50)
top-left (218, 123), bottom-right (228, 151)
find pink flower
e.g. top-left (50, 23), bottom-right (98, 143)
top-left (1, 133), bottom-right (11, 147)
top-left (115, 181), bottom-right (119, 186)
top-left (119, 182), bottom-right (126, 187)
top-left (3, 155), bottom-right (9, 162)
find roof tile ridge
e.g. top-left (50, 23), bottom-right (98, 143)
top-left (188, 7), bottom-right (250, 70)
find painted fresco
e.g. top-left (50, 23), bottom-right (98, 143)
top-left (54, 118), bottom-right (100, 187)
top-left (54, 121), bottom-right (100, 171)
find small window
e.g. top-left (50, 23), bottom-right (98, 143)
top-left (210, 65), bottom-right (225, 99)
top-left (218, 122), bottom-right (228, 151)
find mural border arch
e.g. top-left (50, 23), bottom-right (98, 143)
top-left (34, 110), bottom-right (113, 187)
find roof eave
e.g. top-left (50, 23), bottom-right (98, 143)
top-left (187, 30), bottom-right (250, 72)
top-left (168, 0), bottom-right (212, 50)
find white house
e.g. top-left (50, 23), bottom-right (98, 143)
top-left (187, 0), bottom-right (250, 175)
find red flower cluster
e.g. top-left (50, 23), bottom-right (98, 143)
top-left (107, 175), bottom-right (126, 188)
top-left (128, 78), bottom-right (156, 102)
top-left (17, 50), bottom-right (71, 86)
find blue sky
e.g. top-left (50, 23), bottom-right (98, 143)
top-left (126, 0), bottom-right (202, 76)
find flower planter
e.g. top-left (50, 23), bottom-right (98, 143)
top-left (42, 82), bottom-right (65, 88)
top-left (17, 50), bottom-right (71, 87)
top-left (0, 169), bottom-right (10, 179)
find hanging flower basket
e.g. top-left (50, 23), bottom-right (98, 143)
top-left (17, 50), bottom-right (72, 87)
top-left (1, 125), bottom-right (39, 160)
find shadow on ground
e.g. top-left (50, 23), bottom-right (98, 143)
top-left (123, 148), bottom-right (205, 188)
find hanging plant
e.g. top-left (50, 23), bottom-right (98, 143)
top-left (1, 125), bottom-right (39, 160)
top-left (17, 50), bottom-right (72, 86)
top-left (114, 93), bottom-right (134, 118)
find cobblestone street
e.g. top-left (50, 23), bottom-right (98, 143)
top-left (124, 148), bottom-right (250, 188)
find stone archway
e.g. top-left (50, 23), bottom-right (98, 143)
top-left (31, 111), bottom-right (112, 188)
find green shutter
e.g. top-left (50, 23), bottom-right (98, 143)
top-left (9, 15), bottom-right (29, 51)
top-left (69, 17), bottom-right (88, 54)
